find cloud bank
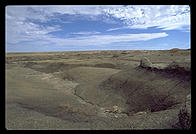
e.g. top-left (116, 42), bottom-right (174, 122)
top-left (104, 5), bottom-right (190, 31)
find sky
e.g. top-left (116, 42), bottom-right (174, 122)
top-left (6, 5), bottom-right (190, 52)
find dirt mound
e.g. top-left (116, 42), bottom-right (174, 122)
top-left (140, 57), bottom-right (152, 68)
top-left (170, 48), bottom-right (181, 52)
top-left (133, 50), bottom-right (142, 55)
top-left (166, 61), bottom-right (191, 72)
top-left (139, 57), bottom-right (191, 80)
top-left (121, 51), bottom-right (128, 54)
top-left (61, 67), bottom-right (129, 109)
top-left (101, 68), bottom-right (191, 115)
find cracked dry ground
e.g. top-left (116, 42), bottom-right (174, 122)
top-left (6, 50), bottom-right (191, 129)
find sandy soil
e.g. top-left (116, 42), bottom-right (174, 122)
top-left (5, 49), bottom-right (191, 129)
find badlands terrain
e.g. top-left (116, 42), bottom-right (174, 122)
top-left (6, 49), bottom-right (191, 130)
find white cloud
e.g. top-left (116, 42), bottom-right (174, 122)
top-left (6, 18), bottom-right (61, 44)
top-left (106, 27), bottom-right (127, 31)
top-left (5, 5), bottom-right (107, 23)
top-left (104, 5), bottom-right (190, 31)
top-left (44, 5), bottom-right (104, 16)
top-left (71, 31), bottom-right (101, 35)
top-left (6, 6), bottom-right (48, 22)
top-left (40, 32), bottom-right (168, 47)
top-left (5, 5), bottom-right (129, 25)
top-left (6, 15), bottom-right (168, 46)
top-left (6, 5), bottom-right (190, 31)
top-left (6, 6), bottom-right (168, 46)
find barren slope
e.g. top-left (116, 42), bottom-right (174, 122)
top-left (6, 49), bottom-right (191, 129)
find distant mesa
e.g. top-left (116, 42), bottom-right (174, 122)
top-left (170, 48), bottom-right (191, 51)
top-left (170, 48), bottom-right (181, 52)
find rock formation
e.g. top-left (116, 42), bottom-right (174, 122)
top-left (140, 57), bottom-right (152, 68)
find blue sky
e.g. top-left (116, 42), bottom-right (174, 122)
top-left (6, 5), bottom-right (190, 52)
